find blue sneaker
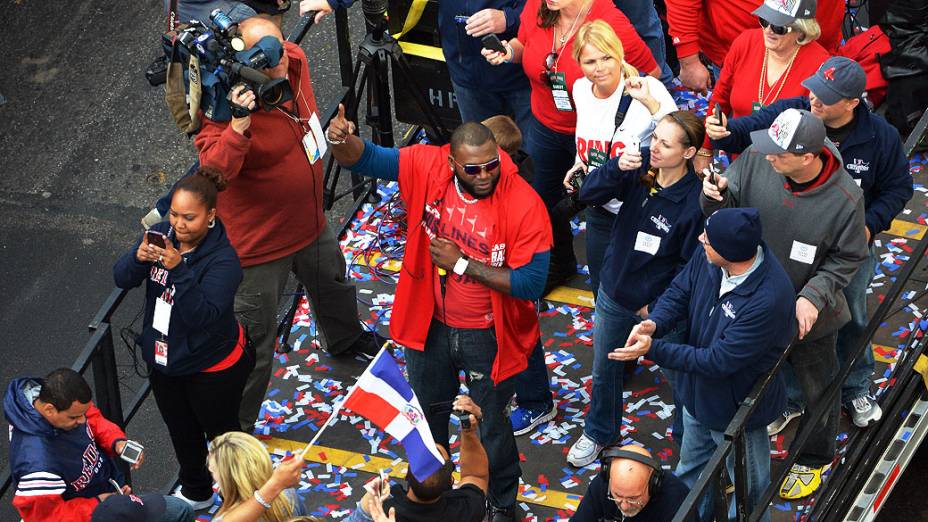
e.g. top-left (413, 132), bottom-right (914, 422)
top-left (511, 404), bottom-right (557, 436)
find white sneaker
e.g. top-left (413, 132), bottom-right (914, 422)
top-left (172, 487), bottom-right (215, 510)
top-left (850, 396), bottom-right (882, 428)
top-left (767, 407), bottom-right (804, 436)
top-left (567, 433), bottom-right (604, 467)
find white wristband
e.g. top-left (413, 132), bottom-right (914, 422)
top-left (453, 256), bottom-right (470, 276)
top-left (254, 490), bottom-right (272, 509)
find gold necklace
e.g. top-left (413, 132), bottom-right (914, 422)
top-left (758, 47), bottom-right (800, 107)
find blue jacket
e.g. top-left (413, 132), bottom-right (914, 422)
top-left (647, 243), bottom-right (796, 431)
top-left (712, 99), bottom-right (912, 238)
top-left (113, 219), bottom-right (243, 376)
top-left (327, 0), bottom-right (529, 92)
top-left (579, 153), bottom-right (703, 311)
top-left (5, 378), bottom-right (125, 521)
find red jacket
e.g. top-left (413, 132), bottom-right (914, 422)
top-left (391, 145), bottom-right (552, 384)
top-left (194, 42), bottom-right (325, 267)
top-left (666, 0), bottom-right (844, 66)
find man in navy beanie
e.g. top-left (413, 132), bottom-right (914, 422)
top-left (611, 208), bottom-right (796, 521)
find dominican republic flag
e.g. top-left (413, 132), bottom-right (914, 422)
top-left (342, 347), bottom-right (445, 481)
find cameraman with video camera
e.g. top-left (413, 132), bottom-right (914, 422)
top-left (194, 17), bottom-right (378, 433)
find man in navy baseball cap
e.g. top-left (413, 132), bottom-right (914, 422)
top-left (705, 55), bottom-right (912, 437)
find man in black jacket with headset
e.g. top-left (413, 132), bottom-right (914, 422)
top-left (571, 445), bottom-right (693, 521)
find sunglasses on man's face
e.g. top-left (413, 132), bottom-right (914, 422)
top-left (759, 17), bottom-right (793, 35)
top-left (452, 156), bottom-right (500, 175)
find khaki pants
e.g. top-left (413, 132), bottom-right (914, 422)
top-left (235, 224), bottom-right (362, 430)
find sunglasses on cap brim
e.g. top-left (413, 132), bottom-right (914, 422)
top-left (759, 17), bottom-right (794, 35)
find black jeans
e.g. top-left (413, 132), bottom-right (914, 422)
top-left (149, 349), bottom-right (254, 501)
top-left (787, 331), bottom-right (839, 467)
top-left (405, 320), bottom-right (521, 509)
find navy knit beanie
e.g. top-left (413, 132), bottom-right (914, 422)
top-left (705, 208), bottom-right (762, 262)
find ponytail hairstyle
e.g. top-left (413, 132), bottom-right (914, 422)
top-left (208, 432), bottom-right (295, 522)
top-left (572, 20), bottom-right (638, 82)
top-left (639, 111), bottom-right (706, 188)
top-left (173, 165), bottom-right (228, 210)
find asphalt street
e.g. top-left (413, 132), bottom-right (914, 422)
top-left (0, 0), bottom-right (925, 519)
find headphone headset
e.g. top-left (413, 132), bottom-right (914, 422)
top-left (599, 447), bottom-right (664, 498)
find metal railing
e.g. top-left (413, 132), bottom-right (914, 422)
top-left (671, 110), bottom-right (928, 521)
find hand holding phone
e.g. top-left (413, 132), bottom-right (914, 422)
top-left (118, 440), bottom-right (144, 466)
top-left (481, 34), bottom-right (507, 54)
top-left (146, 230), bottom-right (166, 249)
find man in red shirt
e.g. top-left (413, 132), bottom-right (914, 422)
top-left (667, 0), bottom-right (845, 93)
top-left (194, 17), bottom-right (376, 431)
top-left (328, 108), bottom-right (552, 522)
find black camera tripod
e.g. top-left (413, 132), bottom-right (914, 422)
top-left (320, 0), bottom-right (453, 210)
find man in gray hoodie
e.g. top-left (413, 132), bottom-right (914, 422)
top-left (701, 108), bottom-right (868, 501)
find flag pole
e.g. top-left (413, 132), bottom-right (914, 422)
top-left (298, 342), bottom-right (390, 459)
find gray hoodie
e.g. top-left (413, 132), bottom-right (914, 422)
top-left (701, 142), bottom-right (868, 339)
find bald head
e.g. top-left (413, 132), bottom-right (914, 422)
top-left (608, 445), bottom-right (655, 516)
top-left (238, 17), bottom-right (288, 79)
top-left (240, 17), bottom-right (283, 47)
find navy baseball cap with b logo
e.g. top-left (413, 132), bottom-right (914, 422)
top-left (750, 108), bottom-right (826, 155)
top-left (801, 56), bottom-right (867, 105)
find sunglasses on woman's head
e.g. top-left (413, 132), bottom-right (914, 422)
top-left (452, 156), bottom-right (501, 175)
top-left (759, 17), bottom-right (793, 35)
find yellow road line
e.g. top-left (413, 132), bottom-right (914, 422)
top-left (545, 286), bottom-right (595, 308)
top-left (264, 437), bottom-right (584, 511)
top-left (886, 219), bottom-right (927, 240)
top-left (873, 343), bottom-right (899, 364)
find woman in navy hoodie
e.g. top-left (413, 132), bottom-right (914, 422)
top-left (113, 166), bottom-right (251, 510)
top-left (565, 111), bottom-right (706, 468)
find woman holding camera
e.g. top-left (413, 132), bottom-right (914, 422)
top-left (565, 19), bottom-right (676, 293)
top-left (113, 167), bottom-right (252, 510)
top-left (565, 111), bottom-right (706, 467)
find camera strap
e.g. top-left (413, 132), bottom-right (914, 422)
top-left (603, 88), bottom-right (635, 156)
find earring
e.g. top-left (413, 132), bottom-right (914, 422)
top-left (208, 218), bottom-right (216, 229)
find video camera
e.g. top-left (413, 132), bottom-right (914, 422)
top-left (164, 9), bottom-right (293, 122)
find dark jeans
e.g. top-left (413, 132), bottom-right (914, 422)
top-left (452, 81), bottom-right (533, 135)
top-left (149, 349), bottom-right (253, 501)
top-left (405, 320), bottom-right (521, 509)
top-left (523, 115), bottom-right (576, 209)
top-left (786, 249), bottom-right (878, 410)
top-left (584, 206), bottom-right (615, 293)
top-left (525, 116), bottom-right (578, 272)
top-left (787, 332), bottom-right (839, 467)
top-left (514, 340), bottom-right (554, 412)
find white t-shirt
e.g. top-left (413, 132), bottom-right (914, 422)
top-left (572, 74), bottom-right (678, 213)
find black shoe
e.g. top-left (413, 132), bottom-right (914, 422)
top-left (341, 331), bottom-right (382, 360)
top-left (488, 505), bottom-right (516, 522)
